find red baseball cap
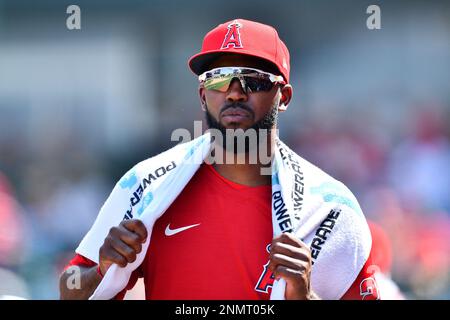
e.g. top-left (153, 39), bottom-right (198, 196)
top-left (189, 19), bottom-right (290, 83)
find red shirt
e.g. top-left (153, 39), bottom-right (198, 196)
top-left (67, 164), bottom-right (378, 300)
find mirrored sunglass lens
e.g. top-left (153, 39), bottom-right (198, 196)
top-left (203, 75), bottom-right (233, 92)
top-left (243, 77), bottom-right (274, 92)
top-left (202, 70), bottom-right (275, 93)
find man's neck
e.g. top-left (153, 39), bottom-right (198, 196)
top-left (210, 130), bottom-right (275, 187)
top-left (212, 162), bottom-right (271, 187)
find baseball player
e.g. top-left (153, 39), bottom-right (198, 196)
top-left (60, 19), bottom-right (380, 300)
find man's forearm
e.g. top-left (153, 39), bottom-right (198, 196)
top-left (59, 265), bottom-right (102, 300)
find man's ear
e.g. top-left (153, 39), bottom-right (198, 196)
top-left (199, 86), bottom-right (207, 111)
top-left (278, 84), bottom-right (293, 112)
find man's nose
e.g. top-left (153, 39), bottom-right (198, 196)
top-left (226, 78), bottom-right (248, 102)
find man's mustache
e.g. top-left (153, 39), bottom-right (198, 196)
top-left (220, 102), bottom-right (255, 118)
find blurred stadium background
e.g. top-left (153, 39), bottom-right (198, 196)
top-left (0, 0), bottom-right (449, 299)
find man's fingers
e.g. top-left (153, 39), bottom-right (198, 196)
top-left (100, 245), bottom-right (128, 268)
top-left (272, 264), bottom-right (307, 282)
top-left (98, 220), bottom-right (147, 274)
top-left (269, 234), bottom-right (313, 300)
top-left (270, 241), bottom-right (311, 262)
top-left (122, 219), bottom-right (148, 242)
top-left (268, 253), bottom-right (308, 273)
top-left (272, 232), bottom-right (307, 249)
top-left (110, 227), bottom-right (143, 254)
top-left (107, 236), bottom-right (137, 264)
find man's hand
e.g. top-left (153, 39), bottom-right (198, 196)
top-left (99, 219), bottom-right (148, 275)
top-left (268, 232), bottom-right (317, 300)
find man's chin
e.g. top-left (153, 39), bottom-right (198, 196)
top-left (220, 121), bottom-right (252, 130)
top-left (221, 122), bottom-right (252, 131)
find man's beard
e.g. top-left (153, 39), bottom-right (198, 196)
top-left (204, 101), bottom-right (278, 154)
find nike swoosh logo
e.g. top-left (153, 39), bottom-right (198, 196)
top-left (165, 223), bottom-right (201, 236)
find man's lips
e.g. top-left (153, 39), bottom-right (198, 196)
top-left (220, 108), bottom-right (252, 121)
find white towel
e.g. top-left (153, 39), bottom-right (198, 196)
top-left (76, 133), bottom-right (371, 300)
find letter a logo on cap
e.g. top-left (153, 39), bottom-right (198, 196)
top-left (221, 20), bottom-right (243, 49)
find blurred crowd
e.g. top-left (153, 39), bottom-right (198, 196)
top-left (0, 103), bottom-right (449, 300)
top-left (288, 105), bottom-right (450, 299)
